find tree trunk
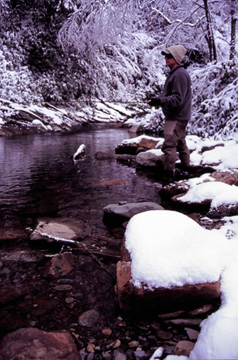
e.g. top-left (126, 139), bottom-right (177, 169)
top-left (203, 0), bottom-right (217, 61)
top-left (230, 0), bottom-right (237, 60)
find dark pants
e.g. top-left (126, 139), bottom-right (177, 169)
top-left (162, 120), bottom-right (190, 172)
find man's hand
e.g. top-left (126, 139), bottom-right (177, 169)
top-left (147, 98), bottom-right (161, 107)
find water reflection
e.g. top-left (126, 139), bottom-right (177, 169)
top-left (0, 126), bottom-right (160, 237)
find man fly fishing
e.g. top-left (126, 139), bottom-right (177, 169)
top-left (148, 44), bottom-right (192, 182)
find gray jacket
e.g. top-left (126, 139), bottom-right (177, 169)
top-left (159, 65), bottom-right (192, 122)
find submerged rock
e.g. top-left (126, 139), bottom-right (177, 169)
top-left (78, 309), bottom-right (100, 327)
top-left (44, 253), bottom-right (74, 278)
top-left (95, 151), bottom-right (115, 160)
top-left (0, 327), bottom-right (80, 360)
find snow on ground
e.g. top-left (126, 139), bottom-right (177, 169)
top-left (185, 136), bottom-right (238, 171)
top-left (177, 181), bottom-right (238, 204)
top-left (212, 215), bottom-right (238, 240)
top-left (120, 134), bottom-right (238, 227)
top-left (201, 141), bottom-right (238, 170)
top-left (211, 186), bottom-right (238, 209)
top-left (123, 133), bottom-right (238, 359)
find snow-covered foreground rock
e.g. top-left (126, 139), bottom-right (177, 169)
top-left (123, 210), bottom-right (238, 360)
top-left (117, 210), bottom-right (222, 315)
top-left (125, 210), bottom-right (226, 289)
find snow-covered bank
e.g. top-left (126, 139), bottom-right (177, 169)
top-left (0, 98), bottom-right (144, 135)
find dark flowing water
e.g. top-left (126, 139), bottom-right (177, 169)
top-left (0, 125), bottom-right (161, 239)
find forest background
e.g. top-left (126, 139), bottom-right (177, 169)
top-left (0, 0), bottom-right (237, 139)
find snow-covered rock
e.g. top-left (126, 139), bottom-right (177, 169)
top-left (73, 144), bottom-right (86, 160)
top-left (115, 135), bottom-right (162, 155)
top-left (103, 202), bottom-right (164, 223)
top-left (116, 210), bottom-right (225, 314)
top-left (136, 149), bottom-right (164, 167)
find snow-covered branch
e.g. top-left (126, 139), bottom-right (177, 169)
top-left (175, 15), bottom-right (205, 27)
top-left (164, 5), bottom-right (204, 44)
top-left (151, 7), bottom-right (172, 24)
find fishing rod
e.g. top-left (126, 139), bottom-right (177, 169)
top-left (43, 98), bottom-right (148, 106)
top-left (0, 96), bottom-right (149, 108)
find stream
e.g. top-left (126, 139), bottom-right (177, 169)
top-left (0, 124), bottom-right (161, 240)
top-left (0, 125), bottom-right (219, 359)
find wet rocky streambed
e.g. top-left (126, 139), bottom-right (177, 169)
top-left (0, 125), bottom-right (219, 359)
